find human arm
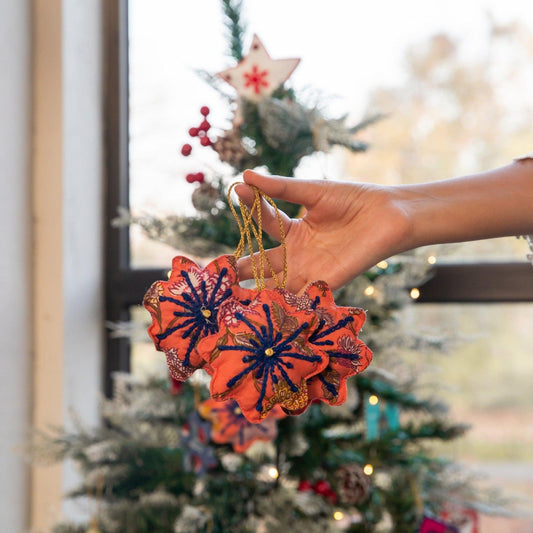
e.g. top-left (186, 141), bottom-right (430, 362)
top-left (235, 160), bottom-right (533, 294)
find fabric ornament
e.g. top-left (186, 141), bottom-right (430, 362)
top-left (277, 281), bottom-right (372, 414)
top-left (143, 182), bottom-right (372, 424)
top-left (143, 254), bottom-right (253, 382)
top-left (440, 504), bottom-right (479, 533)
top-left (198, 397), bottom-right (285, 453)
top-left (198, 289), bottom-right (328, 423)
top-left (365, 389), bottom-right (401, 441)
top-left (418, 516), bottom-right (459, 533)
top-left (180, 411), bottom-right (217, 476)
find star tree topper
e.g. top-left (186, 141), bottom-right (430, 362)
top-left (217, 34), bottom-right (300, 102)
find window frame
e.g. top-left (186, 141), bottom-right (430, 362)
top-left (103, 0), bottom-right (533, 395)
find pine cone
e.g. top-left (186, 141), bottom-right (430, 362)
top-left (191, 182), bottom-right (220, 213)
top-left (212, 128), bottom-right (249, 168)
top-left (336, 464), bottom-right (371, 505)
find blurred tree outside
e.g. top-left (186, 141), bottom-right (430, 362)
top-left (345, 20), bottom-right (533, 261)
top-left (345, 21), bottom-right (533, 532)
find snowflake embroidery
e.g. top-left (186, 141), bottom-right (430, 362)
top-left (307, 308), bottom-right (372, 406)
top-left (288, 280), bottom-right (372, 408)
top-left (144, 255), bottom-right (241, 380)
top-left (201, 291), bottom-right (328, 423)
top-left (244, 64), bottom-right (269, 94)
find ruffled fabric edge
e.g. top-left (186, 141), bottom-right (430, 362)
top-left (514, 153), bottom-right (533, 265)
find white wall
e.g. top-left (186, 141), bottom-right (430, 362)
top-left (31, 0), bottom-right (104, 529)
top-left (0, 0), bottom-right (104, 530)
top-left (0, 0), bottom-right (32, 531)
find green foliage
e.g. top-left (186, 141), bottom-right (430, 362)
top-left (221, 0), bottom-right (246, 61)
top-left (43, 2), bottom-right (518, 531)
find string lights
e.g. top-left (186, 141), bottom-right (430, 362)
top-left (364, 285), bottom-right (375, 297)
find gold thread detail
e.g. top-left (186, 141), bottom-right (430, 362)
top-left (227, 182), bottom-right (287, 290)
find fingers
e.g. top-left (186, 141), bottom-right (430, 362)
top-left (234, 183), bottom-right (292, 242)
top-left (237, 247), bottom-right (286, 283)
top-left (243, 169), bottom-right (324, 209)
top-left (237, 248), bottom-right (311, 295)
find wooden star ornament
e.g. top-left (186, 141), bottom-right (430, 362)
top-left (217, 34), bottom-right (300, 102)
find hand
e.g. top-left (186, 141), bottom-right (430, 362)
top-left (235, 170), bottom-right (413, 294)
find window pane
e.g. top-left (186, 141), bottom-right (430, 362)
top-left (129, 305), bottom-right (168, 379)
top-left (400, 302), bottom-right (533, 532)
top-left (129, 1), bottom-right (533, 268)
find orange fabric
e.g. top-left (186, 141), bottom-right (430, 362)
top-left (198, 398), bottom-right (285, 453)
top-left (144, 254), bottom-right (372, 423)
top-left (199, 289), bottom-right (328, 423)
top-left (288, 281), bottom-right (372, 410)
top-left (143, 255), bottom-right (253, 382)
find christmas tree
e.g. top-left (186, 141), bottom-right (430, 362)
top-left (33, 2), bottom-right (515, 532)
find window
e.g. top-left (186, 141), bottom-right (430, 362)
top-left (104, 0), bottom-right (533, 393)
top-left (104, 1), bottom-right (533, 527)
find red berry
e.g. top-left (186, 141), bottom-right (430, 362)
top-left (200, 106), bottom-right (210, 116)
top-left (195, 172), bottom-right (205, 183)
top-left (199, 120), bottom-right (211, 132)
top-left (313, 480), bottom-right (331, 496)
top-left (298, 480), bottom-right (313, 492)
top-left (185, 173), bottom-right (196, 183)
top-left (181, 143), bottom-right (192, 156)
top-left (188, 127), bottom-right (199, 137)
top-left (200, 136), bottom-right (211, 147)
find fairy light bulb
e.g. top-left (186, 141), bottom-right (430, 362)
top-left (363, 464), bottom-right (374, 476)
top-left (427, 255), bottom-right (437, 265)
top-left (377, 260), bottom-right (388, 269)
top-left (368, 395), bottom-right (379, 406)
top-left (410, 288), bottom-right (420, 300)
top-left (167, 270), bottom-right (172, 279)
top-left (268, 467), bottom-right (279, 479)
top-left (333, 511), bottom-right (344, 521)
top-left (364, 286), bottom-right (375, 297)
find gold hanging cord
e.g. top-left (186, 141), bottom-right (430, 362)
top-left (228, 182), bottom-right (287, 291)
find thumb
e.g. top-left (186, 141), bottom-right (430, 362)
top-left (243, 170), bottom-right (324, 209)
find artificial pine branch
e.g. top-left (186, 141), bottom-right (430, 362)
top-left (220, 0), bottom-right (246, 61)
top-left (356, 375), bottom-right (449, 415)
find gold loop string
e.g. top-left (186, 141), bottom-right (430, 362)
top-left (227, 182), bottom-right (287, 290)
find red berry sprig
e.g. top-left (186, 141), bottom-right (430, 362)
top-left (186, 172), bottom-right (205, 184)
top-left (297, 479), bottom-right (338, 505)
top-left (180, 106), bottom-right (213, 158)
top-left (180, 106), bottom-right (214, 184)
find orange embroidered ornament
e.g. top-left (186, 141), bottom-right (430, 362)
top-left (143, 254), bottom-right (254, 382)
top-left (198, 397), bottom-right (286, 453)
top-left (143, 182), bottom-right (372, 422)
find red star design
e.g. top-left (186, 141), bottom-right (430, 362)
top-left (216, 34), bottom-right (300, 103)
top-left (244, 65), bottom-right (270, 94)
